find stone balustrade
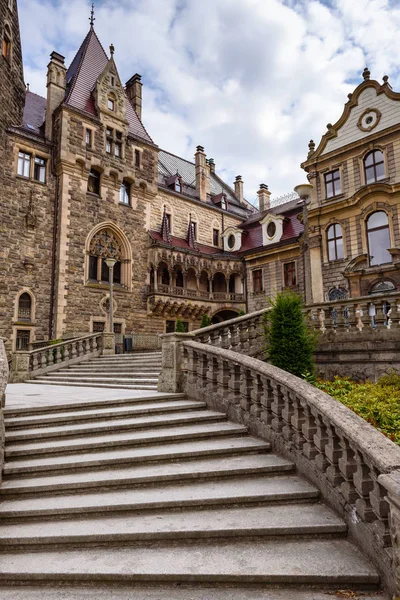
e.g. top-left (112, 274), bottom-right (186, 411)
top-left (178, 340), bottom-right (400, 597)
top-left (0, 337), bottom-right (8, 480)
top-left (307, 291), bottom-right (400, 333)
top-left (147, 283), bottom-right (245, 303)
top-left (11, 332), bottom-right (115, 383)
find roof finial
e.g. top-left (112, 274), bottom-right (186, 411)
top-left (362, 67), bottom-right (370, 81)
top-left (110, 43), bottom-right (115, 57)
top-left (89, 3), bottom-right (95, 27)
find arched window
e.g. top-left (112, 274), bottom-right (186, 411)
top-left (88, 228), bottom-right (126, 286)
top-left (108, 97), bottom-right (115, 111)
top-left (88, 168), bottom-right (101, 195)
top-left (18, 293), bottom-right (32, 322)
top-left (119, 180), bottom-right (130, 205)
top-left (327, 224), bottom-right (344, 261)
top-left (175, 269), bottom-right (184, 288)
top-left (2, 24), bottom-right (11, 59)
top-left (367, 211), bottom-right (392, 266)
top-left (364, 150), bottom-right (385, 184)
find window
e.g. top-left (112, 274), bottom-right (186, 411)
top-left (18, 293), bottom-right (32, 322)
top-left (267, 222), bottom-right (276, 237)
top-left (115, 131), bottom-right (122, 158)
top-left (88, 168), bottom-right (101, 195)
top-left (327, 224), bottom-right (344, 261)
top-left (227, 234), bottom-right (235, 249)
top-left (283, 262), bottom-right (296, 287)
top-left (33, 157), bottom-right (46, 183)
top-left (175, 270), bottom-right (184, 288)
top-left (106, 128), bottom-right (113, 154)
top-left (16, 329), bottom-right (30, 351)
top-left (85, 129), bottom-right (92, 147)
top-left (89, 255), bottom-right (97, 280)
top-left (93, 321), bottom-right (105, 333)
top-left (364, 150), bottom-right (385, 184)
top-left (17, 151), bottom-right (31, 178)
top-left (324, 169), bottom-right (341, 198)
top-left (108, 97), bottom-right (115, 111)
top-left (119, 180), bottom-right (130, 205)
top-left (191, 222), bottom-right (197, 240)
top-left (166, 320), bottom-right (189, 333)
top-left (134, 149), bottom-right (141, 168)
top-left (252, 269), bottom-right (263, 294)
top-left (175, 179), bottom-right (182, 193)
top-left (89, 256), bottom-right (121, 284)
top-left (213, 229), bottom-right (219, 246)
top-left (221, 197), bottom-right (227, 210)
top-left (165, 213), bottom-right (171, 232)
top-left (110, 76), bottom-right (115, 87)
top-left (2, 24), bottom-right (11, 60)
top-left (367, 211), bottom-right (392, 266)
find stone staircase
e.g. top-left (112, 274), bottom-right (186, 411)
top-left (0, 391), bottom-right (384, 598)
top-left (27, 351), bottom-right (162, 391)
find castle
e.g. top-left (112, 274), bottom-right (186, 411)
top-left (1, 0), bottom-right (399, 354)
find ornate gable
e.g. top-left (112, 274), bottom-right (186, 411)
top-left (94, 50), bottom-right (127, 124)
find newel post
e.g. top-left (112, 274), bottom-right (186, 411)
top-left (100, 333), bottom-right (115, 356)
top-left (378, 470), bottom-right (400, 597)
top-left (158, 333), bottom-right (192, 393)
top-left (11, 350), bottom-right (31, 383)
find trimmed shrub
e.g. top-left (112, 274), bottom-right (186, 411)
top-left (175, 318), bottom-right (186, 333)
top-left (200, 314), bottom-right (211, 328)
top-left (264, 290), bottom-right (316, 378)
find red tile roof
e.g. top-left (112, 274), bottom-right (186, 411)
top-left (238, 207), bottom-right (303, 253)
top-left (150, 231), bottom-right (229, 256)
top-left (65, 28), bottom-right (154, 144)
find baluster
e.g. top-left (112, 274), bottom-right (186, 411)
top-left (55, 346), bottom-right (62, 364)
top-left (323, 421), bottom-right (344, 487)
top-left (388, 300), bottom-right (400, 329)
top-left (229, 325), bottom-right (240, 353)
top-left (71, 341), bottom-right (78, 360)
top-left (260, 376), bottom-right (274, 428)
top-left (239, 368), bottom-right (253, 414)
top-left (206, 356), bottom-right (218, 397)
top-left (301, 403), bottom-right (319, 460)
top-left (281, 389), bottom-right (295, 443)
top-left (227, 362), bottom-right (241, 408)
top-left (250, 373), bottom-right (263, 419)
top-left (31, 353), bottom-right (39, 372)
top-left (77, 339), bottom-right (84, 357)
top-left (270, 382), bottom-right (285, 433)
top-left (318, 308), bottom-right (326, 333)
top-left (186, 348), bottom-right (197, 388)
top-left (352, 447), bottom-right (375, 522)
top-left (220, 326), bottom-right (230, 350)
top-left (335, 304), bottom-right (346, 332)
top-left (291, 394), bottom-right (306, 449)
top-left (252, 316), bottom-right (264, 357)
top-left (337, 433), bottom-right (358, 504)
top-left (238, 322), bottom-right (250, 354)
top-left (217, 359), bottom-right (230, 407)
top-left (374, 301), bottom-right (386, 329)
top-left (368, 302), bottom-right (376, 329)
top-left (368, 465), bottom-right (391, 548)
top-left (209, 330), bottom-right (220, 348)
top-left (312, 410), bottom-right (330, 472)
top-left (354, 303), bottom-right (363, 332)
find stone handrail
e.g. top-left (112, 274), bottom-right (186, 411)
top-left (178, 340), bottom-right (400, 597)
top-left (11, 332), bottom-right (115, 383)
top-left (0, 337), bottom-right (8, 480)
top-left (307, 291), bottom-right (400, 333)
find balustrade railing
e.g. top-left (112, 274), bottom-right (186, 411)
top-left (307, 291), bottom-right (400, 333)
top-left (178, 340), bottom-right (400, 597)
top-left (11, 332), bottom-right (115, 383)
top-left (147, 284), bottom-right (245, 303)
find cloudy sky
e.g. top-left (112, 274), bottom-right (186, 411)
top-left (18, 0), bottom-right (400, 206)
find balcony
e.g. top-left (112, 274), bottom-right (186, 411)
top-left (147, 284), bottom-right (245, 303)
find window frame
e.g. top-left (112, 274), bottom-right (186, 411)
top-left (17, 151), bottom-right (31, 178)
top-left (16, 329), bottom-right (31, 351)
top-left (324, 169), bottom-right (341, 199)
top-left (366, 210), bottom-right (392, 267)
top-left (326, 223), bottom-right (344, 262)
top-left (2, 24), bottom-right (11, 60)
top-left (33, 156), bottom-right (46, 183)
top-left (252, 269), bottom-right (263, 294)
top-left (364, 150), bottom-right (385, 185)
top-left (87, 168), bottom-right (101, 195)
top-left (213, 228), bottom-right (220, 246)
top-left (283, 261), bottom-right (296, 287)
top-left (107, 97), bottom-right (115, 111)
top-left (119, 180), bottom-right (131, 205)
top-left (134, 149), bottom-right (141, 168)
top-left (85, 128), bottom-right (92, 148)
top-left (88, 254), bottom-right (122, 285)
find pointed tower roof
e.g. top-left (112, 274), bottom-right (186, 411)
top-left (65, 28), bottom-right (154, 144)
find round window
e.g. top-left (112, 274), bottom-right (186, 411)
top-left (227, 234), bottom-right (236, 249)
top-left (267, 222), bottom-right (276, 238)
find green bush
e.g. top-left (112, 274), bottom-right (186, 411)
top-left (200, 313), bottom-right (211, 328)
top-left (315, 372), bottom-right (400, 445)
top-left (175, 318), bottom-right (186, 333)
top-left (263, 290), bottom-right (316, 378)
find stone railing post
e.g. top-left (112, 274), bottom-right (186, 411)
top-left (378, 470), bottom-right (400, 597)
top-left (100, 333), bottom-right (115, 356)
top-left (158, 332), bottom-right (193, 393)
top-left (11, 351), bottom-right (31, 383)
top-left (0, 337), bottom-right (9, 481)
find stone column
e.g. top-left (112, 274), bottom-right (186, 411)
top-left (158, 333), bottom-right (192, 393)
top-left (11, 351), bottom-right (31, 383)
top-left (101, 333), bottom-right (115, 356)
top-left (309, 235), bottom-right (324, 304)
top-left (378, 470), bottom-right (400, 597)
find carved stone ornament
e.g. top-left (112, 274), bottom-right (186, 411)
top-left (357, 108), bottom-right (381, 132)
top-left (100, 294), bottom-right (117, 316)
top-left (327, 287), bottom-right (348, 302)
top-left (25, 192), bottom-right (37, 231)
top-left (308, 235), bottom-right (322, 249)
top-left (89, 230), bottom-right (122, 260)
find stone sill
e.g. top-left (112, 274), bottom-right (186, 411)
top-left (85, 282), bottom-right (129, 293)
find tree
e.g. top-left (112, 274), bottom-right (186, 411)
top-left (200, 313), bottom-right (211, 328)
top-left (175, 317), bottom-right (186, 333)
top-left (264, 290), bottom-right (316, 378)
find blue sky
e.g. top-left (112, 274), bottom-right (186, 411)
top-left (18, 0), bottom-right (400, 205)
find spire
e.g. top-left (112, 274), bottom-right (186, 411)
top-left (187, 214), bottom-right (197, 250)
top-left (160, 206), bottom-right (171, 244)
top-left (89, 3), bottom-right (95, 28)
top-left (109, 43), bottom-right (115, 57)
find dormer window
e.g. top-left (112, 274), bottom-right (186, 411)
top-left (108, 97), bottom-right (115, 111)
top-left (221, 197), bottom-right (227, 210)
top-left (175, 179), bottom-right (182, 193)
top-left (260, 214), bottom-right (285, 247)
top-left (227, 234), bottom-right (235, 249)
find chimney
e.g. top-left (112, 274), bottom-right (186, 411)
top-left (126, 74), bottom-right (143, 120)
top-left (45, 51), bottom-right (66, 140)
top-left (195, 145), bottom-right (208, 202)
top-left (257, 184), bottom-right (271, 212)
top-left (208, 158), bottom-right (215, 173)
top-left (234, 175), bottom-right (244, 204)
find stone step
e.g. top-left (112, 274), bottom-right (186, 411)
top-left (3, 393), bottom-right (185, 418)
top-left (0, 539), bottom-right (379, 586)
top-left (0, 474), bottom-right (318, 519)
top-left (28, 380), bottom-right (159, 390)
top-left (0, 586), bottom-right (386, 600)
top-left (43, 372), bottom-right (160, 380)
top-left (39, 376), bottom-right (159, 384)
top-left (0, 454), bottom-right (292, 495)
top-left (0, 502), bottom-right (346, 546)
top-left (89, 358), bottom-right (162, 364)
top-left (3, 437), bottom-right (270, 477)
top-left (5, 422), bottom-right (248, 459)
top-left (59, 370), bottom-right (161, 376)
top-left (97, 353), bottom-right (162, 358)
top-left (5, 399), bottom-right (205, 429)
top-left (5, 410), bottom-right (226, 442)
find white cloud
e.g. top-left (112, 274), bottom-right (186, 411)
top-left (18, 0), bottom-right (400, 204)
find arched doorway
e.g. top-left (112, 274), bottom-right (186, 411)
top-left (211, 309), bottom-right (240, 324)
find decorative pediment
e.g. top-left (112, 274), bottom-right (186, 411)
top-left (343, 253), bottom-right (368, 274)
top-left (94, 52), bottom-right (127, 123)
top-left (259, 214), bottom-right (285, 247)
top-left (303, 73), bottom-right (400, 164)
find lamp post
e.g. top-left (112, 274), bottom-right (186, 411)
top-left (294, 183), bottom-right (313, 305)
top-left (105, 257), bottom-right (117, 334)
